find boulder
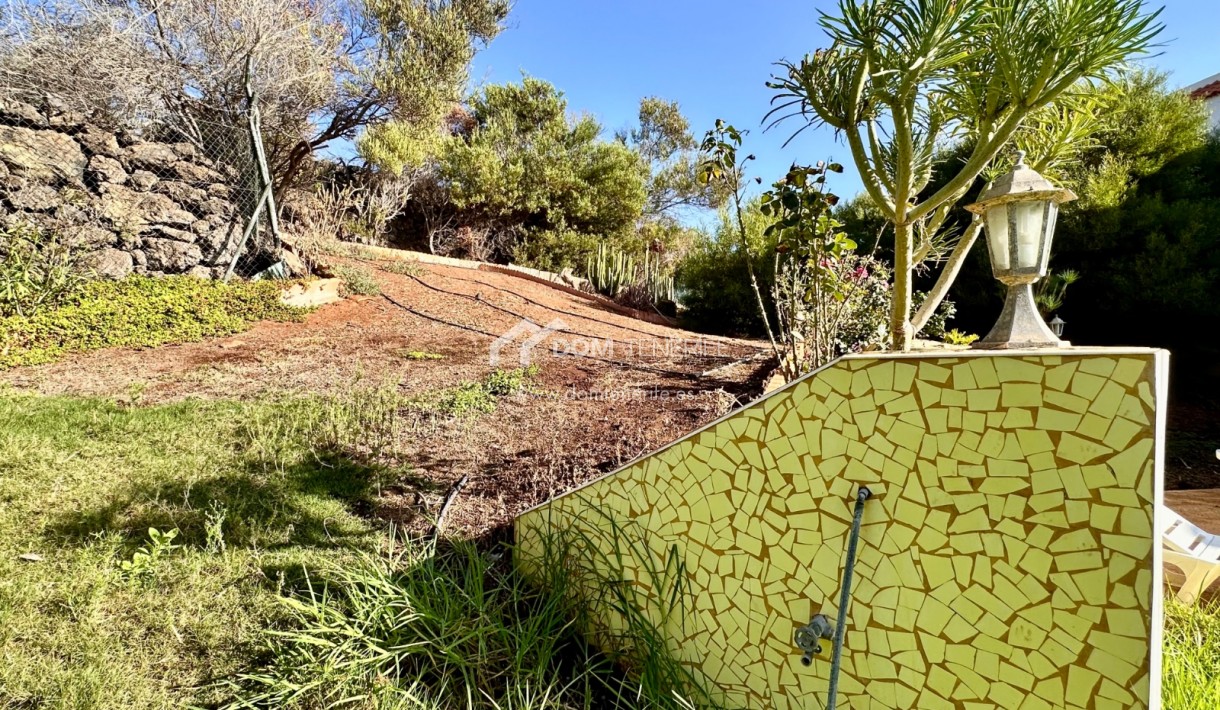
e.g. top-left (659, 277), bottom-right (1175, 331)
top-left (87, 248), bottom-right (134, 280)
top-left (206, 183), bottom-right (232, 200)
top-left (143, 238), bottom-right (202, 271)
top-left (198, 197), bottom-right (232, 217)
top-left (124, 142), bottom-right (179, 172)
top-left (281, 248), bottom-right (308, 277)
top-left (172, 160), bottom-right (224, 184)
top-left (6, 183), bottom-right (61, 211)
top-left (129, 170), bottom-right (158, 191)
top-left (86, 154), bottom-right (127, 186)
top-left (97, 183), bottom-right (196, 230)
top-left (154, 180), bottom-right (207, 208)
top-left (171, 142), bottom-right (201, 161)
top-left (0, 100), bottom-right (44, 127)
top-left (145, 225), bottom-right (195, 242)
top-left (0, 125), bottom-right (87, 184)
top-left (76, 126), bottom-right (122, 158)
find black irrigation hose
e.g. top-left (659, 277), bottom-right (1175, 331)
top-left (399, 270), bottom-right (740, 363)
top-left (426, 268), bottom-right (707, 342)
top-left (379, 293), bottom-right (706, 380)
top-left (346, 251), bottom-right (757, 361)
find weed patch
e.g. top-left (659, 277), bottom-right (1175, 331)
top-left (381, 259), bottom-right (423, 276)
top-left (417, 366), bottom-right (538, 417)
top-left (0, 276), bottom-right (307, 369)
top-left (332, 264), bottom-right (381, 296)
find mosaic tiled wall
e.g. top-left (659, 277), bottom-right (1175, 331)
top-left (516, 350), bottom-right (1168, 709)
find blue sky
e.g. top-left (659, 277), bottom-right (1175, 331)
top-left (470, 0), bottom-right (1219, 202)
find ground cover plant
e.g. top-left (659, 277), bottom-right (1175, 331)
top-left (0, 276), bottom-right (307, 369)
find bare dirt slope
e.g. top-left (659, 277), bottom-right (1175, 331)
top-left (1, 259), bottom-right (772, 535)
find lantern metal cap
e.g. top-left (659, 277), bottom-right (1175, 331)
top-left (965, 151), bottom-right (1077, 214)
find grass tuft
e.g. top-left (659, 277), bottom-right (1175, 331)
top-left (1164, 598), bottom-right (1220, 708)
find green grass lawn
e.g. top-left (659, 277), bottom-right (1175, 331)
top-left (2, 389), bottom-right (1219, 708)
top-left (0, 393), bottom-right (385, 707)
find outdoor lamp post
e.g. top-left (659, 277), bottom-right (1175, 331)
top-left (966, 152), bottom-right (1076, 349)
top-left (1050, 315), bottom-right (1066, 338)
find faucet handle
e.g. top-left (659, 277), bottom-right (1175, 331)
top-left (794, 614), bottom-right (836, 666)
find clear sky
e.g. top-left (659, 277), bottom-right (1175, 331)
top-left (470, 0), bottom-right (1219, 202)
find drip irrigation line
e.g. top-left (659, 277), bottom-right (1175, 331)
top-left (379, 294), bottom-right (704, 379)
top-left (397, 273), bottom-right (712, 361)
top-left (344, 251), bottom-right (757, 359)
top-left (425, 268), bottom-right (697, 341)
top-left (431, 474), bottom-right (468, 543)
top-left (400, 270), bottom-right (734, 361)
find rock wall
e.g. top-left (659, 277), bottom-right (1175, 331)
top-left (0, 100), bottom-right (251, 279)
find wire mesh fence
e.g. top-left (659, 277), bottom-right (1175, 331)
top-left (0, 67), bottom-right (282, 281)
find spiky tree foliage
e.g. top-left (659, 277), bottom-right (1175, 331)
top-left (768, 0), bottom-right (1162, 350)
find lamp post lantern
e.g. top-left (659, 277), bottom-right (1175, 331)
top-left (966, 152), bottom-right (1076, 349)
top-left (1049, 315), bottom-right (1066, 338)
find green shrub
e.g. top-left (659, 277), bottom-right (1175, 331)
top-left (0, 276), bottom-right (307, 369)
top-left (0, 222), bottom-right (90, 317)
top-left (420, 366), bottom-right (538, 417)
top-left (332, 264), bottom-right (382, 296)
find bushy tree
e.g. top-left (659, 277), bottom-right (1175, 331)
top-left (678, 200), bottom-right (778, 336)
top-left (0, 0), bottom-right (508, 190)
top-left (620, 97), bottom-right (723, 219)
top-left (767, 0), bottom-right (1162, 350)
top-left (386, 77), bottom-right (647, 269)
top-left (1041, 71), bottom-right (1217, 349)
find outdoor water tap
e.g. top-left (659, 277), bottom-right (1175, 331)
top-left (794, 614), bottom-right (835, 666)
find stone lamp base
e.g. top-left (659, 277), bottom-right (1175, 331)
top-left (972, 282), bottom-right (1067, 350)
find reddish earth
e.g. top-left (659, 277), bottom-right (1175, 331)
top-left (1, 258), bottom-right (773, 536)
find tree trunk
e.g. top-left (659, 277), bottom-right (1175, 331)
top-left (911, 219), bottom-right (984, 333)
top-left (891, 221), bottom-right (914, 351)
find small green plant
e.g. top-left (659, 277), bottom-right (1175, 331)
top-left (204, 502), bottom-right (228, 554)
top-left (0, 222), bottom-right (90, 318)
top-left (119, 527), bottom-right (180, 584)
top-left (943, 329), bottom-right (981, 346)
top-left (1035, 268), bottom-right (1081, 317)
top-left (401, 350), bottom-right (443, 361)
top-left (421, 366), bottom-right (538, 418)
top-left (381, 260), bottom-right (423, 276)
top-left (332, 264), bottom-right (381, 296)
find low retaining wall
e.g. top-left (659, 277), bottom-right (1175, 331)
top-left (517, 348), bottom-right (1168, 709)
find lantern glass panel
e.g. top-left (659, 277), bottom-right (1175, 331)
top-left (985, 204), bottom-right (1010, 271)
top-left (1013, 201), bottom-right (1046, 268)
top-left (1038, 203), bottom-right (1060, 273)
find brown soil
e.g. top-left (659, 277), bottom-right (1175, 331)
top-left (1, 259), bottom-right (772, 537)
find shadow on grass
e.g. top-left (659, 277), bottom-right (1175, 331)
top-left (45, 450), bottom-right (389, 554)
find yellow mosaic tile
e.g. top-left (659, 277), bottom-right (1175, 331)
top-left (516, 352), bottom-right (1166, 708)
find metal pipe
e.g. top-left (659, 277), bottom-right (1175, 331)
top-left (826, 486), bottom-right (872, 710)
